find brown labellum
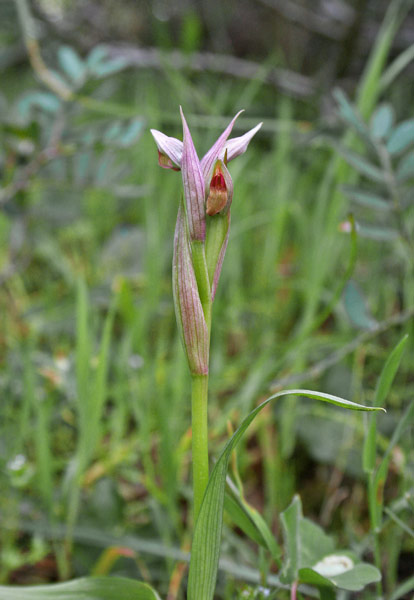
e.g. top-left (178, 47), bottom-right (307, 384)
top-left (206, 164), bottom-right (228, 216)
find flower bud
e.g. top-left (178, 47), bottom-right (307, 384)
top-left (173, 202), bottom-right (209, 375)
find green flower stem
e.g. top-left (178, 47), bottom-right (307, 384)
top-left (191, 373), bottom-right (210, 521)
top-left (190, 242), bottom-right (212, 522)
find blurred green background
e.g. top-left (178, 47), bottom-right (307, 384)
top-left (1, 1), bottom-right (414, 598)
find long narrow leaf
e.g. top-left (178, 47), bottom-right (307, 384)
top-left (363, 334), bottom-right (408, 474)
top-left (188, 389), bottom-right (384, 599)
top-left (0, 577), bottom-right (160, 600)
top-left (225, 481), bottom-right (281, 564)
top-left (389, 575), bottom-right (414, 600)
top-left (373, 400), bottom-right (414, 528)
top-left (330, 144), bottom-right (385, 183)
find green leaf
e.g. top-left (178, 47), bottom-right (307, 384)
top-left (224, 493), bottom-right (267, 548)
top-left (330, 563), bottom-right (381, 591)
top-left (396, 150), bottom-right (414, 182)
top-left (87, 46), bottom-right (109, 68)
top-left (333, 89), bottom-right (371, 144)
top-left (375, 334), bottom-right (408, 408)
top-left (17, 92), bottom-right (61, 119)
top-left (298, 568), bottom-right (333, 588)
top-left (300, 560), bottom-right (381, 592)
top-left (372, 399), bottom-right (414, 529)
top-left (58, 45), bottom-right (87, 85)
top-left (389, 574), bottom-right (414, 600)
top-left (363, 334), bottom-right (408, 474)
top-left (104, 122), bottom-right (123, 142)
top-left (370, 103), bottom-right (394, 139)
top-left (344, 280), bottom-right (378, 330)
top-left (330, 143), bottom-right (385, 183)
top-left (380, 43), bottom-right (414, 91)
top-left (280, 495), bottom-right (301, 583)
top-left (274, 390), bottom-right (385, 413)
top-left (86, 46), bottom-right (128, 78)
top-left (387, 119), bottom-right (414, 154)
top-left (341, 185), bottom-right (390, 211)
top-left (188, 389), bottom-right (384, 600)
top-left (225, 488), bottom-right (281, 563)
top-left (299, 519), bottom-right (335, 568)
top-left (0, 577), bottom-right (161, 600)
top-left (319, 586), bottom-right (337, 600)
top-left (117, 119), bottom-right (145, 147)
top-left (356, 224), bottom-right (399, 241)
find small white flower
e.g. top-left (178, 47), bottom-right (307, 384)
top-left (313, 554), bottom-right (354, 577)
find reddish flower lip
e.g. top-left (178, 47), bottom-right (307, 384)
top-left (206, 164), bottom-right (228, 216)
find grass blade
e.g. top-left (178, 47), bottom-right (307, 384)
top-left (363, 334), bottom-right (408, 474)
top-left (0, 577), bottom-right (161, 600)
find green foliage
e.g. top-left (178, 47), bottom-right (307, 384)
top-left (280, 496), bottom-right (381, 593)
top-left (343, 280), bottom-right (378, 330)
top-left (0, 577), bottom-right (160, 600)
top-left (188, 390), bottom-right (383, 599)
top-left (1, 2), bottom-right (414, 598)
top-left (331, 88), bottom-right (414, 251)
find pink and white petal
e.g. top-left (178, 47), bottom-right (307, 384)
top-left (150, 129), bottom-right (183, 168)
top-left (180, 107), bottom-right (206, 242)
top-left (220, 122), bottom-right (262, 163)
top-left (200, 110), bottom-right (244, 181)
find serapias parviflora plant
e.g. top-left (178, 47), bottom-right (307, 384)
top-left (151, 108), bottom-right (262, 519)
top-left (151, 109), bottom-right (386, 600)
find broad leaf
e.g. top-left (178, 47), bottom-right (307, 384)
top-left (279, 497), bottom-right (382, 593)
top-left (86, 46), bottom-right (128, 78)
top-left (333, 89), bottom-right (371, 144)
top-left (370, 103), bottom-right (394, 139)
top-left (0, 577), bottom-right (160, 600)
top-left (396, 150), bottom-right (414, 182)
top-left (299, 519), bottom-right (335, 568)
top-left (299, 561), bottom-right (381, 592)
top-left (58, 46), bottom-right (87, 85)
top-left (330, 563), bottom-right (381, 591)
top-left (387, 119), bottom-right (414, 154)
top-left (17, 92), bottom-right (61, 119)
top-left (187, 389), bottom-right (385, 599)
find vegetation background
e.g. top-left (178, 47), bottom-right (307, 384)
top-left (1, 0), bottom-right (414, 598)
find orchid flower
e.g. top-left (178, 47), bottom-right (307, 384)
top-left (151, 108), bottom-right (261, 519)
top-left (151, 109), bottom-right (262, 376)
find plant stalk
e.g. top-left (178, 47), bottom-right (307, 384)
top-left (191, 374), bottom-right (209, 522)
